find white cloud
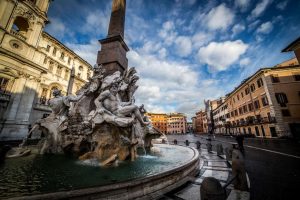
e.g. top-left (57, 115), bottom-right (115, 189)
top-left (249, 0), bottom-right (273, 19)
top-left (248, 20), bottom-right (261, 30)
top-left (257, 21), bottom-right (273, 34)
top-left (158, 21), bottom-right (177, 45)
top-left (175, 36), bottom-right (192, 57)
top-left (127, 50), bottom-right (206, 119)
top-left (235, 0), bottom-right (250, 10)
top-left (276, 1), bottom-right (288, 10)
top-left (240, 57), bottom-right (251, 66)
top-left (197, 40), bottom-right (249, 71)
top-left (192, 32), bottom-right (213, 49)
top-left (205, 4), bottom-right (235, 31)
top-left (65, 40), bottom-right (99, 65)
top-left (80, 9), bottom-right (110, 37)
top-left (232, 24), bottom-right (246, 36)
top-left (47, 17), bottom-right (68, 38)
top-left (175, 0), bottom-right (197, 6)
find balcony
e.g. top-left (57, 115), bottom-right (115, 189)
top-left (10, 29), bottom-right (27, 41)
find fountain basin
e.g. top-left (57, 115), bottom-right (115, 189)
top-left (0, 144), bottom-right (200, 200)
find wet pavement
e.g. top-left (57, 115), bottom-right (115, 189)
top-left (164, 134), bottom-right (300, 200)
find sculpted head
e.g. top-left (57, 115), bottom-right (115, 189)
top-left (109, 83), bottom-right (119, 95)
top-left (52, 89), bottom-right (62, 97)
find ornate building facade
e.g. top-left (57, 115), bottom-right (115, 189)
top-left (0, 0), bottom-right (92, 140)
top-left (211, 57), bottom-right (300, 138)
top-left (193, 110), bottom-right (208, 134)
top-left (146, 112), bottom-right (187, 134)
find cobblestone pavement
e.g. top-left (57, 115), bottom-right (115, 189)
top-left (159, 147), bottom-right (241, 200)
top-left (164, 134), bottom-right (300, 200)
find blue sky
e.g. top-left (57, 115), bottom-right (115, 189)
top-left (45, 0), bottom-right (300, 120)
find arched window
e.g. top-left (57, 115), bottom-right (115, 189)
top-left (12, 17), bottom-right (29, 36)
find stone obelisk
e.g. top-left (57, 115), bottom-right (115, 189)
top-left (97, 0), bottom-right (129, 75)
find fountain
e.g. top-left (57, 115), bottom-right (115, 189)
top-left (0, 0), bottom-right (200, 199)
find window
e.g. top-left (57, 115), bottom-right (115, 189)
top-left (49, 61), bottom-right (54, 72)
top-left (237, 94), bottom-right (240, 101)
top-left (245, 87), bottom-right (250, 95)
top-left (79, 66), bottom-right (83, 71)
top-left (275, 93), bottom-right (288, 107)
top-left (239, 107), bottom-right (243, 115)
top-left (261, 96), bottom-right (269, 106)
top-left (68, 57), bottom-right (71, 65)
top-left (234, 110), bottom-right (238, 116)
top-left (257, 78), bottom-right (263, 88)
top-left (294, 74), bottom-right (300, 81)
top-left (43, 58), bottom-right (47, 64)
top-left (0, 77), bottom-right (9, 92)
top-left (56, 66), bottom-right (62, 76)
top-left (64, 69), bottom-right (70, 80)
top-left (46, 45), bottom-right (50, 52)
top-left (53, 47), bottom-right (57, 56)
top-left (254, 100), bottom-right (260, 109)
top-left (243, 105), bottom-right (248, 113)
top-left (250, 83), bottom-right (256, 92)
top-left (271, 75), bottom-right (280, 83)
top-left (248, 103), bottom-right (254, 111)
top-left (11, 17), bottom-right (29, 36)
top-left (60, 52), bottom-right (65, 59)
top-left (281, 109), bottom-right (291, 117)
top-left (241, 92), bottom-right (244, 98)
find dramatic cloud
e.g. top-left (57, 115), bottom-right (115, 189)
top-left (47, 17), bottom-right (68, 38)
top-left (257, 21), bottom-right (273, 34)
top-left (235, 0), bottom-right (250, 10)
top-left (276, 1), bottom-right (288, 10)
top-left (249, 0), bottom-right (273, 19)
top-left (127, 50), bottom-right (204, 119)
top-left (232, 24), bottom-right (246, 36)
top-left (192, 32), bottom-right (214, 49)
top-left (197, 40), bottom-right (249, 71)
top-left (45, 0), bottom-right (300, 120)
top-left (240, 57), bottom-right (251, 66)
top-left (80, 10), bottom-right (110, 36)
top-left (158, 21), bottom-right (177, 45)
top-left (65, 40), bottom-right (99, 65)
top-left (175, 36), bottom-right (192, 57)
top-left (204, 4), bottom-right (235, 30)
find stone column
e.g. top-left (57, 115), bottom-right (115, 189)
top-left (6, 76), bottom-right (27, 121)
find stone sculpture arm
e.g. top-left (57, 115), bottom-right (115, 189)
top-left (94, 90), bottom-right (113, 115)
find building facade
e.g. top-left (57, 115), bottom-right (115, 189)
top-left (204, 98), bottom-right (224, 134)
top-left (146, 112), bottom-right (187, 134)
top-left (213, 102), bottom-right (229, 134)
top-left (145, 113), bottom-right (168, 134)
top-left (212, 58), bottom-right (300, 138)
top-left (0, 0), bottom-right (92, 140)
top-left (194, 110), bottom-right (208, 134)
top-left (167, 113), bottom-right (187, 134)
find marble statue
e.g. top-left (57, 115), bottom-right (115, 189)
top-left (13, 65), bottom-right (160, 165)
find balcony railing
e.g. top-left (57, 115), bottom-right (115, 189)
top-left (226, 116), bottom-right (276, 128)
top-left (10, 29), bottom-right (27, 41)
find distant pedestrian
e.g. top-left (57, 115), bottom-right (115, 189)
top-left (236, 134), bottom-right (244, 153)
top-left (28, 124), bottom-right (32, 133)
